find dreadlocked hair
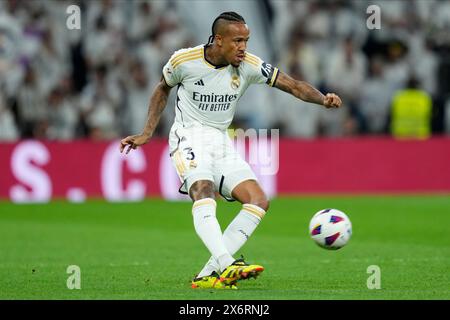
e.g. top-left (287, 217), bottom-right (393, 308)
top-left (207, 12), bottom-right (246, 45)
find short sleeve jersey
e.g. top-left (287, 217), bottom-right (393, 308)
top-left (162, 44), bottom-right (279, 130)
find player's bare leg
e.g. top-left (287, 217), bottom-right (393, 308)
top-left (231, 179), bottom-right (270, 211)
top-left (189, 180), bottom-right (216, 201)
top-left (197, 179), bottom-right (268, 282)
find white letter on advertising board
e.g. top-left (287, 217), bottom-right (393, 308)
top-left (10, 141), bottom-right (52, 203)
top-left (101, 141), bottom-right (146, 201)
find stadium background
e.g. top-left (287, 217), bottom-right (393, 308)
top-left (1, 0), bottom-right (450, 300)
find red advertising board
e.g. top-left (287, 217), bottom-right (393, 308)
top-left (0, 137), bottom-right (449, 202)
top-left (277, 137), bottom-right (450, 194)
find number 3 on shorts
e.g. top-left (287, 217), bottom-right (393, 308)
top-left (183, 147), bottom-right (195, 160)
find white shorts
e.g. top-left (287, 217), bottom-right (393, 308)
top-left (168, 123), bottom-right (257, 201)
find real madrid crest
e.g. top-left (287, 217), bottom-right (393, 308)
top-left (231, 75), bottom-right (240, 90)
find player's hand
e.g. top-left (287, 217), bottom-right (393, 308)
top-left (323, 93), bottom-right (342, 109)
top-left (119, 134), bottom-right (150, 154)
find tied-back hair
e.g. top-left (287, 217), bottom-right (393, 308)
top-left (207, 12), bottom-right (246, 45)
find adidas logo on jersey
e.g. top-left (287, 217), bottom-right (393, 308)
top-left (194, 79), bottom-right (205, 86)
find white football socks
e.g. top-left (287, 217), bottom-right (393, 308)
top-left (197, 203), bottom-right (266, 277)
top-left (192, 198), bottom-right (235, 271)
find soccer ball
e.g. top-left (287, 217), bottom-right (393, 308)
top-left (309, 208), bottom-right (352, 250)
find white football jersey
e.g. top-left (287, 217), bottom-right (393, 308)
top-left (162, 44), bottom-right (279, 130)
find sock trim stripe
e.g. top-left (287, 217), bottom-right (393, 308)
top-left (243, 204), bottom-right (266, 213)
top-left (192, 198), bottom-right (216, 210)
top-left (242, 205), bottom-right (265, 219)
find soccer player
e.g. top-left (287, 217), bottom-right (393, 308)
top-left (120, 12), bottom-right (342, 289)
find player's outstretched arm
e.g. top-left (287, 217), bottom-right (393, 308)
top-left (273, 71), bottom-right (342, 109)
top-left (120, 77), bottom-right (172, 154)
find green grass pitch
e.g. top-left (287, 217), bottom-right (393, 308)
top-left (1, 195), bottom-right (449, 300)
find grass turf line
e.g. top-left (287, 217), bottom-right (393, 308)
top-left (0, 196), bottom-right (449, 299)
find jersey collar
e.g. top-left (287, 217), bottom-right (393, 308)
top-left (203, 45), bottom-right (228, 69)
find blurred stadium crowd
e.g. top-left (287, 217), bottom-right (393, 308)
top-left (0, 0), bottom-right (450, 141)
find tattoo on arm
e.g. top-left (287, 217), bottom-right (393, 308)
top-left (274, 71), bottom-right (325, 106)
top-left (141, 77), bottom-right (172, 138)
